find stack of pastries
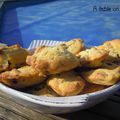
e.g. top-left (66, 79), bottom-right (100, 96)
top-left (0, 38), bottom-right (120, 97)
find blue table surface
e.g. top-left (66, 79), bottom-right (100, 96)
top-left (0, 0), bottom-right (120, 48)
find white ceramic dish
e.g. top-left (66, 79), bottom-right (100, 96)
top-left (0, 82), bottom-right (120, 114)
top-left (0, 40), bottom-right (120, 114)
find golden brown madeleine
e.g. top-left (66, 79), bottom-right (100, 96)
top-left (26, 46), bottom-right (80, 74)
top-left (98, 39), bottom-right (120, 62)
top-left (81, 66), bottom-right (120, 86)
top-left (80, 82), bottom-right (105, 94)
top-left (28, 83), bottom-right (59, 97)
top-left (0, 66), bottom-right (46, 88)
top-left (0, 44), bottom-right (30, 72)
top-left (60, 38), bottom-right (85, 55)
top-left (77, 47), bottom-right (108, 68)
top-left (47, 71), bottom-right (85, 96)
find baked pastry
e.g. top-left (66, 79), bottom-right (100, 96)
top-left (60, 38), bottom-right (84, 55)
top-left (26, 46), bottom-right (79, 74)
top-left (0, 66), bottom-right (46, 88)
top-left (29, 83), bottom-right (59, 97)
top-left (98, 39), bottom-right (120, 62)
top-left (77, 47), bottom-right (108, 68)
top-left (0, 54), bottom-right (8, 72)
top-left (81, 82), bottom-right (105, 94)
top-left (0, 44), bottom-right (30, 72)
top-left (0, 43), bottom-right (7, 49)
top-left (81, 66), bottom-right (120, 86)
top-left (47, 71), bottom-right (85, 96)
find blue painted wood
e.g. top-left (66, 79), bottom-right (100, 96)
top-left (0, 0), bottom-right (120, 48)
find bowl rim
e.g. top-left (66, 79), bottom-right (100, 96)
top-left (0, 81), bottom-right (120, 107)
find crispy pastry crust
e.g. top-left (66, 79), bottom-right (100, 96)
top-left (0, 66), bottom-right (46, 88)
top-left (0, 44), bottom-right (30, 72)
top-left (98, 39), bottom-right (120, 62)
top-left (77, 47), bottom-right (108, 68)
top-left (60, 38), bottom-right (85, 55)
top-left (26, 46), bottom-right (80, 74)
top-left (29, 83), bottom-right (59, 97)
top-left (47, 71), bottom-right (85, 96)
top-left (81, 66), bottom-right (120, 86)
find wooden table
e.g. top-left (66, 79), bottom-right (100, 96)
top-left (0, 90), bottom-right (120, 120)
top-left (0, 91), bottom-right (65, 120)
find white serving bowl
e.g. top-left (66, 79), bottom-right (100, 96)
top-left (0, 40), bottom-right (120, 114)
top-left (0, 82), bottom-right (120, 114)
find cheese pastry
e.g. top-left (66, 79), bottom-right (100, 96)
top-left (26, 46), bottom-right (79, 74)
top-left (29, 83), bottom-right (59, 97)
top-left (47, 71), bottom-right (85, 96)
top-left (81, 66), bottom-right (120, 86)
top-left (0, 44), bottom-right (30, 72)
top-left (60, 38), bottom-right (84, 55)
top-left (98, 39), bottom-right (120, 62)
top-left (77, 47), bottom-right (108, 68)
top-left (0, 66), bottom-right (46, 88)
